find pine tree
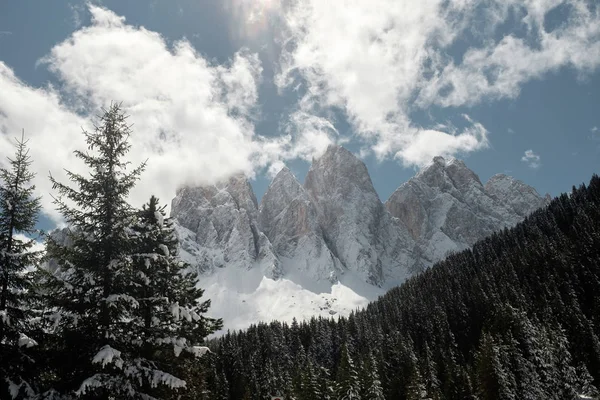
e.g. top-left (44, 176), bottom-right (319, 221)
top-left (0, 132), bottom-right (42, 399)
top-left (41, 103), bottom-right (218, 398)
top-left (334, 344), bottom-right (360, 400)
top-left (128, 195), bottom-right (223, 398)
top-left (363, 353), bottom-right (384, 400)
top-left (405, 366), bottom-right (428, 400)
top-left (574, 363), bottom-right (599, 399)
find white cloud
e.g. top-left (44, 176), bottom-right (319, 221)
top-left (250, 110), bottom-right (338, 177)
top-left (13, 233), bottom-right (46, 254)
top-left (0, 63), bottom-right (89, 223)
top-left (276, 0), bottom-right (600, 167)
top-left (0, 5), bottom-right (309, 224)
top-left (592, 126), bottom-right (598, 132)
top-left (521, 149), bottom-right (541, 169)
top-left (396, 117), bottom-right (489, 167)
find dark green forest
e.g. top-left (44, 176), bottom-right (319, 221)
top-left (198, 175), bottom-right (600, 400)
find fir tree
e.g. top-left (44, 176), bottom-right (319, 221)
top-left (41, 103), bottom-right (218, 398)
top-left (127, 195), bottom-right (223, 398)
top-left (363, 353), bottom-right (384, 400)
top-left (334, 344), bottom-right (360, 400)
top-left (0, 132), bottom-right (42, 399)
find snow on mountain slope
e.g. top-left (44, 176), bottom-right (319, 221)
top-left (175, 223), bottom-right (383, 335)
top-left (171, 148), bottom-right (549, 332)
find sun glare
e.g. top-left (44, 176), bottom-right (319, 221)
top-left (234, 0), bottom-right (281, 39)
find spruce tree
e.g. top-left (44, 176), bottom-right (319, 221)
top-left (362, 353), bottom-right (384, 400)
top-left (334, 344), bottom-right (360, 400)
top-left (127, 195), bottom-right (222, 398)
top-left (0, 132), bottom-right (42, 399)
top-left (42, 103), bottom-right (208, 398)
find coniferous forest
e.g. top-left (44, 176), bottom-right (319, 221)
top-left (1, 103), bottom-right (600, 399)
top-left (200, 178), bottom-right (600, 399)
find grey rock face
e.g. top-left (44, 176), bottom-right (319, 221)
top-left (258, 167), bottom-right (342, 282)
top-left (304, 145), bottom-right (414, 286)
top-left (385, 157), bottom-right (549, 263)
top-left (45, 227), bottom-right (72, 273)
top-left (170, 173), bottom-right (281, 277)
top-left (484, 174), bottom-right (550, 217)
top-left (169, 148), bottom-right (548, 293)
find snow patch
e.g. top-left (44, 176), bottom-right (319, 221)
top-left (104, 294), bottom-right (139, 308)
top-left (190, 346), bottom-right (210, 357)
top-left (158, 244), bottom-right (170, 256)
top-left (154, 211), bottom-right (164, 227)
top-left (0, 310), bottom-right (9, 326)
top-left (200, 266), bottom-right (383, 335)
top-left (92, 345), bottom-right (123, 369)
top-left (18, 333), bottom-right (38, 348)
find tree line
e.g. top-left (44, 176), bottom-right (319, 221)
top-left (0, 104), bottom-right (222, 399)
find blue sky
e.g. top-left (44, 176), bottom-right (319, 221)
top-left (1, 0), bottom-right (599, 229)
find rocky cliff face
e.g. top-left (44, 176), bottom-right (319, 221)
top-left (385, 156), bottom-right (550, 263)
top-left (484, 173), bottom-right (551, 217)
top-left (303, 145), bottom-right (414, 286)
top-left (170, 148), bottom-right (548, 290)
top-left (170, 173), bottom-right (280, 278)
top-left (258, 166), bottom-right (343, 282)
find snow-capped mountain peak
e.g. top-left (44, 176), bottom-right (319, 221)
top-left (385, 156), bottom-right (550, 263)
top-left (258, 164), bottom-right (342, 284)
top-left (169, 148), bottom-right (549, 332)
top-left (171, 173), bottom-right (280, 278)
top-left (485, 173), bottom-right (551, 217)
top-left (304, 145), bottom-right (415, 286)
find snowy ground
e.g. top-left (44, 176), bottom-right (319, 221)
top-left (198, 266), bottom-right (385, 335)
top-left (175, 223), bottom-right (386, 335)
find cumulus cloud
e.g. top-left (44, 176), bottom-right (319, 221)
top-left (396, 117), bottom-right (489, 167)
top-left (276, 0), bottom-right (600, 167)
top-left (0, 63), bottom-right (89, 222)
top-left (592, 126), bottom-right (598, 133)
top-left (13, 233), bottom-right (46, 254)
top-left (521, 149), bottom-right (541, 169)
top-left (0, 5), bottom-right (306, 223)
top-left (417, 1), bottom-right (600, 107)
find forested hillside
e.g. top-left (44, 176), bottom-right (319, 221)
top-left (201, 175), bottom-right (600, 400)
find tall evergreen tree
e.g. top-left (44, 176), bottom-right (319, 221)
top-left (41, 104), bottom-right (218, 398)
top-left (127, 195), bottom-right (223, 398)
top-left (363, 353), bottom-right (384, 400)
top-left (334, 344), bottom-right (360, 400)
top-left (0, 132), bottom-right (42, 399)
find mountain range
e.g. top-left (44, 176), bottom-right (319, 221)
top-left (168, 145), bottom-right (549, 332)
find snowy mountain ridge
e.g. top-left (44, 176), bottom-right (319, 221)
top-left (170, 145), bottom-right (550, 332)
